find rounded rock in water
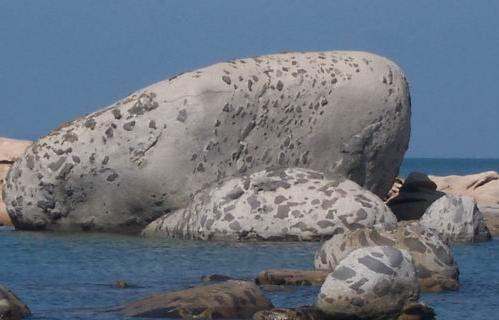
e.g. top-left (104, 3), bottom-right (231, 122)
top-left (420, 194), bottom-right (491, 243)
top-left (316, 246), bottom-right (419, 319)
top-left (314, 221), bottom-right (459, 292)
top-left (4, 51), bottom-right (410, 233)
top-left (142, 168), bottom-right (397, 241)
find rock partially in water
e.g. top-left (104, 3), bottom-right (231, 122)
top-left (316, 246), bottom-right (419, 319)
top-left (117, 280), bottom-right (273, 318)
top-left (142, 168), bottom-right (397, 241)
top-left (255, 269), bottom-right (329, 286)
top-left (0, 285), bottom-right (31, 320)
top-left (314, 222), bottom-right (459, 292)
top-left (112, 280), bottom-right (130, 289)
top-left (387, 172), bottom-right (445, 221)
top-left (420, 195), bottom-right (491, 243)
top-left (396, 302), bottom-right (436, 320)
top-left (4, 51), bottom-right (410, 233)
top-left (0, 138), bottom-right (31, 227)
top-left (200, 274), bottom-right (234, 283)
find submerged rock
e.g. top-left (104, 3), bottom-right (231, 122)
top-left (387, 172), bottom-right (445, 221)
top-left (0, 138), bottom-right (31, 227)
top-left (255, 269), bottom-right (329, 286)
top-left (142, 168), bottom-right (397, 241)
top-left (4, 51), bottom-right (410, 233)
top-left (314, 222), bottom-right (459, 292)
top-left (420, 195), bottom-right (491, 243)
top-left (117, 280), bottom-right (273, 318)
top-left (0, 285), bottom-right (31, 320)
top-left (316, 246), bottom-right (419, 319)
top-left (253, 306), bottom-right (322, 320)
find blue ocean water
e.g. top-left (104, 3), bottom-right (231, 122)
top-left (1, 158), bottom-right (499, 320)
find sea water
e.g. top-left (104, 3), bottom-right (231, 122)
top-left (1, 158), bottom-right (499, 320)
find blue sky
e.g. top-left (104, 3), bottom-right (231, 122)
top-left (1, 1), bottom-right (498, 158)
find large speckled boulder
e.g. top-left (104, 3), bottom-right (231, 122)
top-left (5, 51), bottom-right (410, 232)
top-left (420, 195), bottom-right (491, 243)
top-left (0, 138), bottom-right (31, 227)
top-left (314, 222), bottom-right (459, 292)
top-left (142, 168), bottom-right (397, 241)
top-left (316, 246), bottom-right (419, 319)
top-left (116, 280), bottom-right (273, 318)
top-left (0, 285), bottom-right (31, 320)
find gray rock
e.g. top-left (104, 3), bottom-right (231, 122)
top-left (316, 246), bottom-right (419, 319)
top-left (116, 280), bottom-right (273, 318)
top-left (420, 195), bottom-right (491, 243)
top-left (4, 51), bottom-right (410, 233)
top-left (253, 306), bottom-right (323, 320)
top-left (0, 285), bottom-right (31, 320)
top-left (255, 269), bottom-right (329, 286)
top-left (142, 168), bottom-right (397, 241)
top-left (314, 222), bottom-right (459, 292)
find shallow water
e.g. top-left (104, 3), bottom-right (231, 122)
top-left (2, 158), bottom-right (499, 319)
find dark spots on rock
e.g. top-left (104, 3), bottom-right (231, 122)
top-left (149, 120), bottom-right (157, 129)
top-left (225, 187), bottom-right (245, 200)
top-left (112, 109), bottom-right (122, 119)
top-left (84, 118), bottom-right (97, 130)
top-left (89, 153), bottom-right (96, 163)
top-left (196, 163), bottom-right (205, 172)
top-left (356, 208), bottom-right (368, 220)
top-left (102, 156), bottom-right (110, 165)
top-left (105, 127), bottom-right (114, 138)
top-left (332, 266), bottom-right (356, 280)
top-left (57, 163), bottom-right (74, 180)
top-left (274, 195), bottom-right (287, 204)
top-left (222, 103), bottom-right (231, 112)
top-left (278, 152), bottom-right (286, 165)
top-left (350, 297), bottom-right (365, 307)
top-left (382, 246), bottom-right (404, 268)
top-left (223, 213), bottom-right (235, 222)
top-left (371, 230), bottom-right (396, 246)
top-left (321, 198), bottom-right (338, 210)
top-left (106, 172), bottom-right (119, 182)
top-left (350, 278), bottom-right (369, 294)
top-left (48, 157), bottom-right (66, 172)
top-left (62, 132), bottom-right (78, 143)
top-left (254, 180), bottom-right (291, 192)
top-left (26, 155), bottom-right (35, 170)
top-left (222, 75), bottom-right (232, 85)
top-left (317, 220), bottom-right (335, 228)
top-left (373, 278), bottom-right (391, 297)
top-left (177, 109), bottom-right (188, 122)
top-left (37, 199), bottom-right (55, 211)
top-left (311, 199), bottom-right (320, 205)
top-left (239, 121), bottom-right (256, 141)
top-left (403, 238), bottom-right (427, 254)
top-left (123, 121), bottom-right (136, 131)
top-left (275, 205), bottom-right (290, 219)
top-left (127, 94), bottom-right (159, 116)
top-left (358, 255), bottom-right (395, 275)
top-left (416, 265), bottom-right (432, 279)
top-left (229, 220), bottom-right (241, 231)
top-left (276, 80), bottom-right (284, 91)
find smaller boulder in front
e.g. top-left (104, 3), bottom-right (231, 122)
top-left (117, 280), bottom-right (273, 318)
top-left (420, 195), bottom-right (491, 243)
top-left (0, 285), bottom-right (31, 320)
top-left (316, 246), bottom-right (419, 319)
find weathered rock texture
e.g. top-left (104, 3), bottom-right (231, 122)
top-left (0, 285), bottom-right (31, 320)
top-left (387, 172), bottom-right (445, 221)
top-left (420, 195), bottom-right (491, 243)
top-left (253, 307), bottom-right (323, 320)
top-left (255, 269), bottom-right (329, 286)
top-left (117, 280), bottom-right (273, 318)
top-left (142, 168), bottom-right (397, 241)
top-left (0, 138), bottom-right (31, 226)
top-left (316, 246), bottom-right (419, 319)
top-left (314, 222), bottom-right (459, 292)
top-left (4, 51), bottom-right (410, 233)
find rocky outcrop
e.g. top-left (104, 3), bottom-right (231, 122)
top-left (420, 195), bottom-right (491, 243)
top-left (0, 285), bottom-right (31, 320)
top-left (0, 138), bottom-right (31, 227)
top-left (4, 51), bottom-right (410, 233)
top-left (387, 172), bottom-right (445, 221)
top-left (142, 168), bottom-right (397, 241)
top-left (316, 246), bottom-right (419, 319)
top-left (253, 307), bottom-right (322, 320)
top-left (255, 269), bottom-right (329, 286)
top-left (116, 280), bottom-right (273, 318)
top-left (314, 222), bottom-right (459, 292)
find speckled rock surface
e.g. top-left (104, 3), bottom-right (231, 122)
top-left (253, 306), bottom-right (323, 320)
top-left (316, 246), bottom-right (419, 319)
top-left (420, 195), bottom-right (491, 243)
top-left (0, 138), bottom-right (31, 227)
top-left (255, 269), bottom-right (329, 286)
top-left (142, 168), bottom-right (397, 241)
top-left (116, 280), bottom-right (273, 318)
top-left (314, 222), bottom-right (459, 292)
top-left (4, 51), bottom-right (410, 233)
top-left (0, 285), bottom-right (31, 320)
